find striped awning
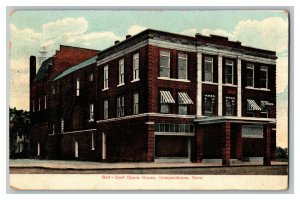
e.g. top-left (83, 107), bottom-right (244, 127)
top-left (261, 101), bottom-right (274, 107)
top-left (178, 92), bottom-right (194, 105)
top-left (160, 90), bottom-right (175, 104)
top-left (247, 99), bottom-right (262, 111)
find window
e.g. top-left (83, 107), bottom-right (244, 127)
top-left (178, 92), bottom-right (193, 115)
top-left (89, 73), bottom-right (93, 82)
top-left (260, 100), bottom-right (274, 118)
top-left (246, 64), bottom-right (254, 87)
top-left (133, 93), bottom-right (139, 114)
top-left (260, 66), bottom-right (268, 89)
top-left (44, 95), bottom-right (47, 109)
top-left (204, 94), bottom-right (215, 116)
top-left (104, 100), bottom-right (108, 119)
top-left (242, 125), bottom-right (263, 138)
top-left (133, 53), bottom-right (139, 80)
top-left (52, 124), bottom-right (55, 134)
top-left (119, 59), bottom-right (125, 85)
top-left (38, 97), bottom-right (41, 111)
top-left (204, 57), bottom-right (213, 82)
top-left (225, 60), bottom-right (234, 84)
top-left (159, 90), bottom-right (175, 114)
top-left (32, 100), bottom-right (35, 112)
top-left (154, 123), bottom-right (194, 133)
top-left (103, 65), bottom-right (109, 89)
top-left (89, 104), bottom-right (94, 121)
top-left (76, 78), bottom-right (80, 96)
top-left (61, 119), bottom-right (64, 133)
top-left (52, 88), bottom-right (55, 94)
top-left (91, 133), bottom-right (95, 150)
top-left (225, 97), bottom-right (235, 116)
top-left (159, 50), bottom-right (170, 77)
top-left (178, 53), bottom-right (188, 79)
top-left (117, 96), bottom-right (125, 117)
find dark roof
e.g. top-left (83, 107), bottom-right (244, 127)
top-left (52, 56), bottom-right (97, 81)
top-left (34, 57), bottom-right (53, 81)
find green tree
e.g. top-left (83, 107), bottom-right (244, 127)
top-left (275, 146), bottom-right (288, 160)
top-left (9, 107), bottom-right (30, 158)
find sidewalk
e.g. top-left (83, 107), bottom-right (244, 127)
top-left (9, 159), bottom-right (288, 170)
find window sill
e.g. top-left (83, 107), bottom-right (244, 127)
top-left (117, 83), bottom-right (125, 87)
top-left (102, 88), bottom-right (109, 91)
top-left (158, 77), bottom-right (191, 82)
top-left (202, 81), bottom-right (218, 85)
top-left (131, 79), bottom-right (140, 83)
top-left (223, 84), bottom-right (237, 87)
top-left (245, 87), bottom-right (270, 91)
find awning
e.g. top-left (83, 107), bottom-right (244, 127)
top-left (261, 100), bottom-right (274, 107)
top-left (247, 99), bottom-right (262, 111)
top-left (160, 90), bottom-right (175, 104)
top-left (178, 92), bottom-right (194, 105)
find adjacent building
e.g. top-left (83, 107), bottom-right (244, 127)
top-left (29, 29), bottom-right (277, 165)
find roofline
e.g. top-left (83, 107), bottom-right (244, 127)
top-left (59, 44), bottom-right (100, 52)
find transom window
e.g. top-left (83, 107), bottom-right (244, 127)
top-left (117, 96), bottom-right (125, 117)
top-left (225, 60), bottom-right (234, 84)
top-left (260, 66), bottom-right (268, 89)
top-left (204, 57), bottom-right (213, 82)
top-left (242, 125), bottom-right (263, 138)
top-left (103, 65), bottom-right (109, 89)
top-left (178, 53), bottom-right (188, 79)
top-left (159, 50), bottom-right (170, 77)
top-left (246, 63), bottom-right (254, 87)
top-left (119, 59), bottom-right (125, 85)
top-left (155, 123), bottom-right (194, 133)
top-left (204, 94), bottom-right (215, 116)
top-left (133, 93), bottom-right (139, 114)
top-left (133, 53), bottom-right (139, 81)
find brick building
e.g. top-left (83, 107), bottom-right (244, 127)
top-left (29, 29), bottom-right (277, 165)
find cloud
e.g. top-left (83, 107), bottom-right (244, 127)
top-left (127, 25), bottom-right (147, 35)
top-left (201, 29), bottom-right (234, 38)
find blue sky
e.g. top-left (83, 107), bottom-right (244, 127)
top-left (9, 10), bottom-right (289, 147)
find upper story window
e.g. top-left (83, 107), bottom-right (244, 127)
top-left (38, 97), bottom-right (41, 111)
top-left (246, 63), bottom-right (254, 87)
top-left (61, 118), bottom-right (64, 133)
top-left (76, 78), bottom-right (80, 96)
top-left (104, 100), bottom-right (108, 119)
top-left (89, 104), bottom-right (94, 121)
top-left (204, 57), bottom-right (213, 82)
top-left (32, 100), bottom-right (35, 112)
top-left (204, 94), bottom-right (215, 116)
top-left (89, 73), bottom-right (93, 82)
top-left (178, 53), bottom-right (188, 79)
top-left (119, 59), bottom-right (125, 85)
top-left (178, 92), bottom-right (194, 115)
top-left (260, 66), bottom-right (268, 89)
top-left (159, 90), bottom-right (175, 114)
top-left (133, 53), bottom-right (139, 81)
top-left (44, 95), bottom-right (47, 109)
top-left (133, 93), bottom-right (139, 115)
top-left (117, 96), bottom-right (125, 117)
top-left (225, 60), bottom-right (234, 84)
top-left (159, 50), bottom-right (170, 78)
top-left (225, 96), bottom-right (235, 116)
top-left (103, 65), bottom-right (109, 89)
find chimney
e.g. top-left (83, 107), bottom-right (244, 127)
top-left (115, 40), bottom-right (120, 44)
top-left (126, 35), bottom-right (131, 39)
top-left (30, 56), bottom-right (36, 84)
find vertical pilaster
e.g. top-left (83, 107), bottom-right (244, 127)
top-left (236, 124), bottom-right (243, 160)
top-left (196, 52), bottom-right (202, 116)
top-left (195, 125), bottom-right (203, 163)
top-left (263, 124), bottom-right (271, 165)
top-left (146, 123), bottom-right (155, 162)
top-left (237, 57), bottom-right (242, 117)
top-left (222, 122), bottom-right (231, 166)
top-left (218, 55), bottom-right (223, 116)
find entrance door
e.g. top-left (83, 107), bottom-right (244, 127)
top-left (102, 133), bottom-right (106, 160)
top-left (74, 141), bottom-right (78, 158)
